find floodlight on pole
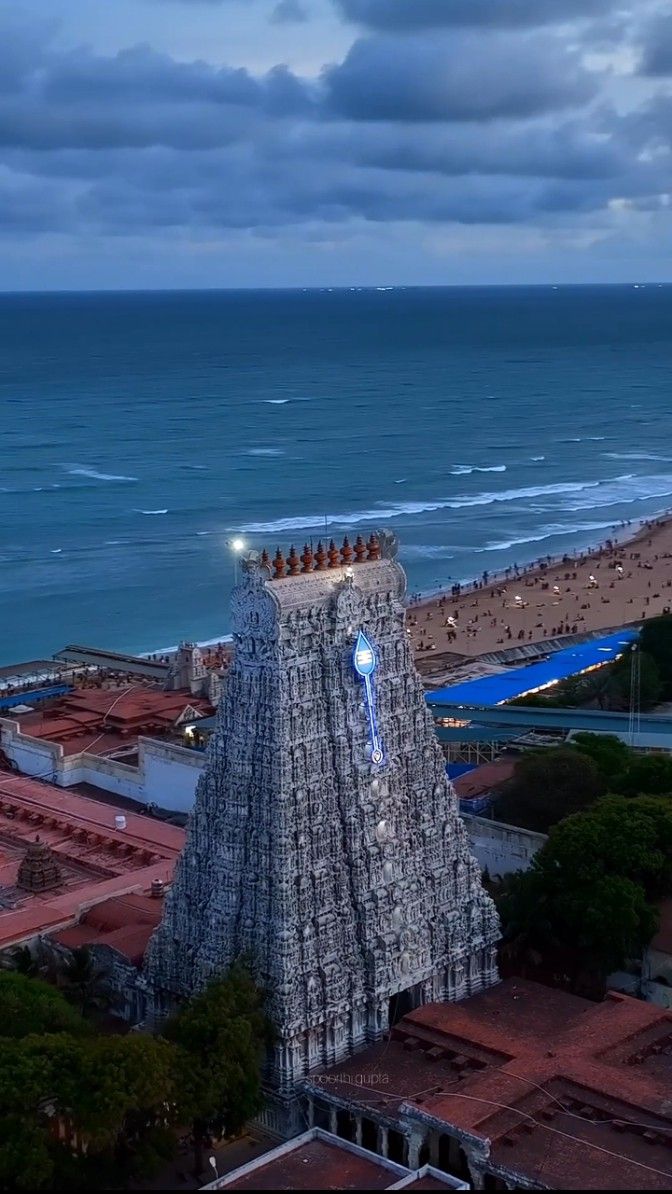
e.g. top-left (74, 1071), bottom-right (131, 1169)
top-left (227, 536), bottom-right (247, 584)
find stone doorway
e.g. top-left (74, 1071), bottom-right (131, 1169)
top-left (388, 981), bottom-right (423, 1027)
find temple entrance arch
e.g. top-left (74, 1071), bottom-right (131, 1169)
top-left (388, 981), bottom-right (423, 1027)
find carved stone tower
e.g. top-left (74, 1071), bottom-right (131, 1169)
top-left (145, 531), bottom-right (499, 1131)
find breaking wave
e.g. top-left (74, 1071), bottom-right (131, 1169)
top-left (479, 521), bottom-right (619, 553)
top-left (237, 473), bottom-right (672, 535)
top-left (450, 464), bottom-right (507, 475)
top-left (559, 436), bottom-right (608, 443)
top-left (604, 452), bottom-right (672, 463)
top-left (66, 467), bottom-right (138, 482)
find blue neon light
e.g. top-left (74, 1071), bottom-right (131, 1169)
top-left (354, 630), bottom-right (376, 677)
top-left (353, 630), bottom-right (384, 764)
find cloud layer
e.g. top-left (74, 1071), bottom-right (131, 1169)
top-left (1, 2), bottom-right (672, 284)
top-left (334, 0), bottom-right (613, 31)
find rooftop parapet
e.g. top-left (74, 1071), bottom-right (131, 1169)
top-left (256, 533), bottom-right (383, 581)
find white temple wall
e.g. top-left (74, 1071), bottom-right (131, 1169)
top-left (0, 718), bottom-right (203, 812)
top-left (460, 813), bottom-right (547, 880)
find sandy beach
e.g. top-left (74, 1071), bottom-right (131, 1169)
top-left (407, 515), bottom-right (672, 665)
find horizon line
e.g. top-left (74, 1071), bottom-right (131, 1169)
top-left (0, 280), bottom-right (670, 297)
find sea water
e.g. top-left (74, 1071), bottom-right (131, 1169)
top-left (0, 284), bottom-right (670, 663)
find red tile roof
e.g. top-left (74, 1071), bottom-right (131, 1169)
top-left (15, 685), bottom-right (213, 755)
top-left (306, 980), bottom-right (672, 1191)
top-left (453, 759), bottom-right (517, 799)
top-left (224, 1139), bottom-right (398, 1191)
top-left (0, 774), bottom-right (183, 950)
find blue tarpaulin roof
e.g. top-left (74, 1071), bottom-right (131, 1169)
top-left (427, 629), bottom-right (638, 708)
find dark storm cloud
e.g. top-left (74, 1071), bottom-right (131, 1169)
top-left (271, 0), bottom-right (309, 22)
top-left (333, 0), bottom-right (613, 32)
top-left (637, 15), bottom-right (672, 76)
top-left (0, 40), bottom-right (314, 151)
top-left (0, 6), bottom-right (667, 246)
top-left (45, 45), bottom-right (260, 106)
top-left (318, 119), bottom-right (628, 182)
top-left (324, 32), bottom-right (597, 122)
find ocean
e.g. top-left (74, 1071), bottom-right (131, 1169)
top-left (1, 284), bottom-right (671, 665)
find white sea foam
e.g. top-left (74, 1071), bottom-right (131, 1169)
top-left (531, 456), bottom-right (545, 461)
top-left (479, 521), bottom-right (618, 553)
top-left (245, 447), bottom-right (285, 457)
top-left (559, 436), bottom-right (607, 443)
top-left (236, 472), bottom-right (669, 536)
top-left (136, 509), bottom-right (168, 515)
top-left (264, 399), bottom-right (289, 405)
top-left (402, 544), bottom-right (456, 560)
top-left (604, 452), bottom-right (672, 463)
top-left (450, 464), bottom-right (507, 475)
top-left (67, 467), bottom-right (138, 482)
top-left (558, 473), bottom-right (672, 512)
top-left (237, 481), bottom-right (598, 535)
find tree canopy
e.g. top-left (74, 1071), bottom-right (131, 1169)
top-left (166, 962), bottom-right (272, 1173)
top-left (495, 746), bottom-right (606, 832)
top-left (612, 753), bottom-right (672, 799)
top-left (498, 795), bottom-right (672, 983)
top-left (511, 643), bottom-right (662, 712)
top-left (0, 972), bottom-right (87, 1040)
top-left (571, 732), bottom-right (632, 781)
top-left (0, 963), bottom-right (269, 1189)
top-left (640, 615), bottom-right (672, 698)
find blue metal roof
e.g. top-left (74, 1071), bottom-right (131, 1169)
top-left (427, 630), bottom-right (638, 708)
top-left (0, 684), bottom-right (72, 710)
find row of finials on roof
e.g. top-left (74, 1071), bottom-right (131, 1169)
top-left (261, 534), bottom-right (381, 579)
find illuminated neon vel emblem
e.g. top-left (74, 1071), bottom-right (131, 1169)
top-left (353, 630), bottom-right (384, 765)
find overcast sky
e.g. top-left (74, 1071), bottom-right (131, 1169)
top-left (4, 0), bottom-right (672, 289)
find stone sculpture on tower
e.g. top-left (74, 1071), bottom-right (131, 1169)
top-left (145, 531), bottom-right (499, 1131)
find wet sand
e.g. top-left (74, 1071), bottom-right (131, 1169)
top-left (407, 515), bottom-right (672, 661)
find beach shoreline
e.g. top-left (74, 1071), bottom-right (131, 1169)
top-left (406, 510), bottom-right (672, 662)
top-left (408, 508), bottom-right (668, 606)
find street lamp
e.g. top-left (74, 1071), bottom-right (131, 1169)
top-left (227, 537), bottom-right (246, 584)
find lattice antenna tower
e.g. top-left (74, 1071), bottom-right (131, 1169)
top-left (628, 644), bottom-right (641, 746)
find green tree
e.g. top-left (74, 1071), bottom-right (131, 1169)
top-left (571, 732), bottom-right (633, 781)
top-left (166, 964), bottom-right (272, 1177)
top-left (640, 615), bottom-right (672, 697)
top-left (0, 972), bottom-right (183, 1190)
top-left (498, 795), bottom-right (672, 986)
top-left (0, 1031), bottom-right (181, 1189)
top-left (495, 746), bottom-right (606, 831)
top-left (58, 947), bottom-right (113, 1018)
top-left (0, 1038), bottom-right (56, 1189)
top-left (599, 649), bottom-right (662, 712)
top-left (614, 754), bottom-right (672, 798)
top-left (0, 972), bottom-right (87, 1040)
